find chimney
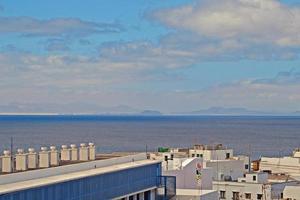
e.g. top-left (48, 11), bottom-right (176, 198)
top-left (50, 146), bottom-right (59, 166)
top-left (39, 147), bottom-right (50, 168)
top-left (89, 143), bottom-right (96, 160)
top-left (1, 150), bottom-right (12, 173)
top-left (27, 148), bottom-right (37, 169)
top-left (79, 143), bottom-right (89, 161)
top-left (70, 144), bottom-right (78, 161)
top-left (15, 149), bottom-right (27, 171)
top-left (61, 145), bottom-right (71, 161)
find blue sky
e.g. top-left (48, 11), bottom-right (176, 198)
top-left (0, 0), bottom-right (300, 113)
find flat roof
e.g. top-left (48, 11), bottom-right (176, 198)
top-left (0, 159), bottom-right (160, 195)
top-left (176, 189), bottom-right (216, 196)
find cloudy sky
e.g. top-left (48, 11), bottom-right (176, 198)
top-left (0, 0), bottom-right (300, 113)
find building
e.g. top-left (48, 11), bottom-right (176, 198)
top-left (213, 172), bottom-right (298, 200)
top-left (260, 149), bottom-right (300, 177)
top-left (283, 184), bottom-right (300, 200)
top-left (189, 144), bottom-right (233, 161)
top-left (0, 148), bottom-right (176, 200)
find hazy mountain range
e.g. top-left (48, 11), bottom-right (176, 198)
top-left (0, 103), bottom-right (299, 116)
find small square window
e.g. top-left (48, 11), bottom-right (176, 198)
top-left (257, 194), bottom-right (262, 200)
top-left (245, 164), bottom-right (249, 170)
top-left (245, 193), bottom-right (251, 199)
top-left (253, 175), bottom-right (256, 181)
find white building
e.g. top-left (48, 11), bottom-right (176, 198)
top-left (189, 144), bottom-right (234, 161)
top-left (213, 172), bottom-right (298, 200)
top-left (260, 149), bottom-right (300, 177)
top-left (283, 184), bottom-right (300, 200)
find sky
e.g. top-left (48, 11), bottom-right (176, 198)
top-left (0, 0), bottom-right (300, 113)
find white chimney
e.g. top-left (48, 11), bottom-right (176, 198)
top-left (50, 146), bottom-right (59, 166)
top-left (39, 147), bottom-right (50, 168)
top-left (70, 144), bottom-right (78, 161)
top-left (1, 150), bottom-right (12, 173)
top-left (27, 148), bottom-right (37, 169)
top-left (15, 149), bottom-right (27, 171)
top-left (89, 143), bottom-right (96, 160)
top-left (79, 143), bottom-right (89, 161)
top-left (61, 145), bottom-right (71, 161)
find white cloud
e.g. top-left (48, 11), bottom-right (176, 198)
top-left (0, 17), bottom-right (124, 37)
top-left (154, 0), bottom-right (300, 47)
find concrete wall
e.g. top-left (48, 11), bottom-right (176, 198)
top-left (284, 186), bottom-right (300, 200)
top-left (0, 153), bottom-right (148, 185)
top-left (260, 156), bottom-right (300, 176)
top-left (163, 158), bottom-right (213, 190)
top-left (204, 159), bottom-right (244, 181)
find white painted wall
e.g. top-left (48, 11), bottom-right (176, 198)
top-left (163, 158), bottom-right (213, 190)
top-left (204, 160), bottom-right (244, 181)
top-left (283, 185), bottom-right (300, 200)
top-left (189, 149), bottom-right (233, 161)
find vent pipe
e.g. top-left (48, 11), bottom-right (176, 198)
top-left (28, 148), bottom-right (37, 169)
top-left (15, 149), bottom-right (27, 171)
top-left (70, 144), bottom-right (78, 161)
top-left (1, 150), bottom-right (12, 173)
top-left (39, 147), bottom-right (50, 168)
top-left (50, 146), bottom-right (59, 166)
top-left (79, 143), bottom-right (89, 161)
top-left (89, 143), bottom-right (96, 160)
top-left (61, 145), bottom-right (71, 161)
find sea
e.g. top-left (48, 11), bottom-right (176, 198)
top-left (0, 115), bottom-right (299, 159)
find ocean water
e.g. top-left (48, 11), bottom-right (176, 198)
top-left (0, 115), bottom-right (299, 159)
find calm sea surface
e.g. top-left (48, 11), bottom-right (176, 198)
top-left (0, 115), bottom-right (299, 159)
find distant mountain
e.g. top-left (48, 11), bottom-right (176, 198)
top-left (140, 110), bottom-right (162, 116)
top-left (183, 107), bottom-right (279, 116)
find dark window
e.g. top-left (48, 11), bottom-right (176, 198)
top-left (245, 164), bottom-right (249, 170)
top-left (257, 194), bottom-right (262, 200)
top-left (129, 196), bottom-right (134, 200)
top-left (253, 175), bottom-right (256, 181)
top-left (226, 153), bottom-right (230, 159)
top-left (197, 154), bottom-right (200, 157)
top-left (220, 191), bottom-right (226, 199)
top-left (233, 192), bottom-right (239, 200)
top-left (144, 191), bottom-right (151, 200)
top-left (192, 154), bottom-right (195, 157)
top-left (200, 154), bottom-right (203, 158)
top-left (245, 193), bottom-right (251, 199)
top-left (137, 193), bottom-right (140, 200)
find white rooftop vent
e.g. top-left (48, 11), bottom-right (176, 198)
top-left (89, 143), bottom-right (96, 160)
top-left (50, 146), bottom-right (59, 166)
top-left (28, 148), bottom-right (37, 169)
top-left (1, 150), bottom-right (12, 173)
top-left (39, 147), bottom-right (50, 168)
top-left (61, 145), bottom-right (71, 161)
top-left (16, 149), bottom-right (27, 171)
top-left (79, 143), bottom-right (89, 161)
top-left (70, 144), bottom-right (78, 161)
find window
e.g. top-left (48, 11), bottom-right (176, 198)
top-left (232, 192), bottom-right (239, 200)
top-left (245, 193), bottom-right (251, 199)
top-left (200, 154), bottom-right (203, 158)
top-left (220, 190), bottom-right (226, 199)
top-left (197, 154), bottom-right (200, 157)
top-left (192, 154), bottom-right (195, 157)
top-left (253, 175), bottom-right (256, 181)
top-left (245, 164), bottom-right (249, 170)
top-left (257, 194), bottom-right (262, 200)
top-left (226, 153), bottom-right (230, 159)
top-left (220, 191), bottom-right (226, 199)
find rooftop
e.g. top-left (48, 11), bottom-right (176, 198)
top-left (0, 154), bottom-right (160, 195)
